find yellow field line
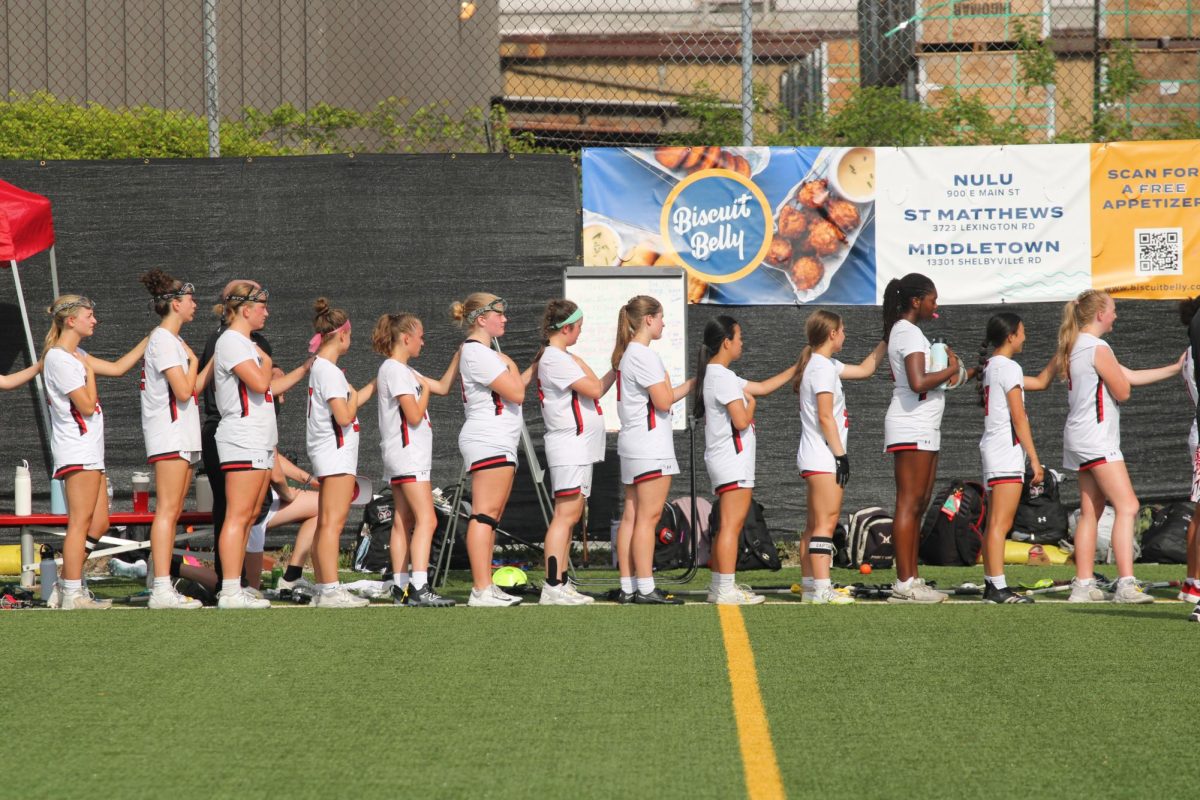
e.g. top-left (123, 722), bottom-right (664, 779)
top-left (718, 605), bottom-right (785, 800)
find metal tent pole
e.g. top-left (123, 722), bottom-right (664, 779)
top-left (11, 260), bottom-right (53, 465)
top-left (48, 245), bottom-right (60, 299)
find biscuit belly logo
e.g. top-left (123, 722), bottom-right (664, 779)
top-left (659, 169), bottom-right (773, 284)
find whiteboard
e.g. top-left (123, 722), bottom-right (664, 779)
top-left (562, 267), bottom-right (688, 432)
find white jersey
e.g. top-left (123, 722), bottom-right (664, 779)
top-left (617, 342), bottom-right (674, 460)
top-left (44, 347), bottom-right (104, 470)
top-left (1184, 347), bottom-right (1197, 454)
top-left (377, 358), bottom-right (433, 476)
top-left (458, 340), bottom-right (523, 451)
top-left (1063, 333), bottom-right (1120, 466)
top-left (140, 327), bottom-right (201, 459)
top-left (703, 363), bottom-right (755, 485)
top-left (884, 319), bottom-right (944, 446)
top-left (213, 329), bottom-right (278, 451)
top-left (980, 354), bottom-right (1026, 482)
top-left (537, 346), bottom-right (605, 467)
top-left (306, 356), bottom-right (360, 474)
top-left (797, 354), bottom-right (847, 474)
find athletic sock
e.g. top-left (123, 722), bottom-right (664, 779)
top-left (283, 565), bottom-right (303, 582)
top-left (318, 582), bottom-right (339, 595)
top-left (985, 574), bottom-right (1007, 590)
top-left (83, 535), bottom-right (103, 554)
top-left (411, 571), bottom-right (428, 590)
top-left (1188, 577), bottom-right (1200, 588)
top-left (619, 576), bottom-right (634, 594)
top-left (636, 577), bottom-right (655, 595)
top-left (220, 579), bottom-right (241, 597)
top-left (896, 577), bottom-right (914, 591)
top-left (1117, 575), bottom-right (1136, 586)
top-left (1076, 576), bottom-right (1095, 586)
top-left (814, 578), bottom-right (831, 591)
top-left (152, 577), bottom-right (172, 592)
top-left (717, 573), bottom-right (735, 590)
top-left (801, 577), bottom-right (815, 592)
top-left (63, 578), bottom-right (82, 592)
top-left (396, 572), bottom-right (410, 590)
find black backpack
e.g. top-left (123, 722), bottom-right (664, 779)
top-left (1011, 466), bottom-right (1069, 545)
top-left (353, 494), bottom-right (393, 573)
top-left (836, 507), bottom-right (895, 569)
top-left (653, 501), bottom-right (692, 570)
top-left (1139, 502), bottom-right (1192, 564)
top-left (708, 497), bottom-right (782, 572)
top-left (920, 480), bottom-right (987, 566)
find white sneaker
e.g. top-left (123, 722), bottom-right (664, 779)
top-left (887, 578), bottom-right (948, 604)
top-left (108, 558), bottom-right (147, 579)
top-left (468, 584), bottom-right (522, 607)
top-left (560, 581), bottom-right (595, 605)
top-left (709, 584), bottom-right (766, 605)
top-left (807, 586), bottom-right (855, 605)
top-left (1113, 578), bottom-right (1154, 605)
top-left (217, 588), bottom-right (271, 609)
top-left (539, 583), bottom-right (583, 606)
top-left (1067, 578), bottom-right (1113, 603)
top-left (312, 587), bottom-right (370, 608)
top-left (58, 588), bottom-right (112, 610)
top-left (149, 588), bottom-right (203, 610)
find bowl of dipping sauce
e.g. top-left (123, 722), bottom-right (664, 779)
top-left (828, 147), bottom-right (876, 204)
top-left (582, 221), bottom-right (621, 266)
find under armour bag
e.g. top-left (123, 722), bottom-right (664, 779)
top-left (1139, 502), bottom-right (1192, 564)
top-left (840, 506), bottom-right (895, 569)
top-left (654, 501), bottom-right (691, 570)
top-left (671, 496), bottom-right (714, 567)
top-left (706, 498), bottom-right (782, 571)
top-left (1010, 466), bottom-right (1068, 545)
top-left (920, 480), bottom-right (987, 566)
top-left (353, 494), bottom-right (393, 573)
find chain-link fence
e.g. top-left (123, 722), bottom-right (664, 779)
top-left (0, 0), bottom-right (1197, 155)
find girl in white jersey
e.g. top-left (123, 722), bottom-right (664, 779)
top-left (694, 315), bottom-right (799, 606)
top-left (974, 313), bottom-right (1055, 604)
top-left (212, 281), bottom-right (278, 610)
top-left (373, 311), bottom-right (460, 608)
top-left (138, 269), bottom-right (210, 610)
top-left (1056, 289), bottom-right (1180, 604)
top-left (305, 298), bottom-right (376, 609)
top-left (794, 310), bottom-right (885, 605)
top-left (612, 295), bottom-right (694, 605)
top-left (43, 294), bottom-right (147, 610)
top-left (881, 273), bottom-right (966, 604)
top-left (535, 299), bottom-right (615, 606)
top-left (451, 293), bottom-right (532, 607)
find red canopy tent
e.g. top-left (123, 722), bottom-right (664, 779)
top-left (1, 179), bottom-right (60, 457)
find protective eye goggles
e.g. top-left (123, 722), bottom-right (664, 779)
top-left (466, 297), bottom-right (506, 325)
top-left (226, 287), bottom-right (269, 304)
top-left (155, 282), bottom-right (195, 302)
top-left (51, 297), bottom-right (95, 315)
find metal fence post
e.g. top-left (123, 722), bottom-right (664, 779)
top-left (740, 0), bottom-right (753, 146)
top-left (203, 0), bottom-right (221, 158)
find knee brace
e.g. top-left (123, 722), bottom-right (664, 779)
top-left (808, 536), bottom-right (836, 557)
top-left (469, 512), bottom-right (500, 531)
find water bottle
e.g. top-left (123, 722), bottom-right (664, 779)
top-left (50, 478), bottom-right (67, 514)
top-left (132, 472), bottom-right (151, 514)
top-left (14, 460), bottom-right (31, 516)
top-left (194, 473), bottom-right (213, 512)
top-left (929, 337), bottom-right (949, 372)
top-left (39, 544), bottom-right (57, 602)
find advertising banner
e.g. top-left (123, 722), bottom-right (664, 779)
top-left (581, 140), bottom-right (1200, 305)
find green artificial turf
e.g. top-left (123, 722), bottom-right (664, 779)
top-left (1, 564), bottom-right (1195, 799)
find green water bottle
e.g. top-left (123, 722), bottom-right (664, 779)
top-left (270, 564), bottom-right (283, 589)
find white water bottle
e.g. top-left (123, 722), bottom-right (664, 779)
top-left (14, 460), bottom-right (32, 516)
top-left (929, 337), bottom-right (949, 372)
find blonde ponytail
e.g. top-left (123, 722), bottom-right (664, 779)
top-left (1056, 290), bottom-right (1109, 380)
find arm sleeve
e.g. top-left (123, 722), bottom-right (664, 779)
top-left (628, 347), bottom-right (668, 388)
top-left (464, 346), bottom-right (506, 387)
top-left (999, 360), bottom-right (1023, 395)
top-left (546, 352), bottom-right (586, 391)
top-left (893, 325), bottom-right (926, 360)
top-left (220, 334), bottom-right (259, 372)
top-left (809, 359), bottom-right (836, 395)
top-left (711, 369), bottom-right (744, 405)
top-left (47, 352), bottom-right (85, 395)
top-left (395, 365), bottom-right (419, 398)
top-left (151, 332), bottom-right (186, 373)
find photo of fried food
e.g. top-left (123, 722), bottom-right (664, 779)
top-left (791, 256), bottom-right (825, 291)
top-left (622, 239), bottom-right (660, 266)
top-left (718, 151), bottom-right (751, 177)
top-left (806, 219), bottom-right (845, 257)
top-left (796, 178), bottom-right (830, 209)
top-left (765, 237), bottom-right (793, 266)
top-left (654, 146), bottom-right (689, 170)
top-left (652, 146), bottom-right (749, 178)
top-left (825, 199), bottom-right (860, 232)
top-left (687, 274), bottom-right (708, 303)
top-left (777, 205), bottom-right (809, 239)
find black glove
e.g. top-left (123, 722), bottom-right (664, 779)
top-left (834, 454), bottom-right (850, 487)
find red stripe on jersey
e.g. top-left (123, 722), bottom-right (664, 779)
top-left (633, 469), bottom-right (663, 484)
top-left (492, 390), bottom-right (503, 416)
top-left (983, 386), bottom-right (990, 415)
top-left (70, 407), bottom-right (88, 435)
top-left (714, 481), bottom-right (740, 494)
top-left (332, 414), bottom-right (345, 448)
top-left (138, 366), bottom-right (146, 392)
top-left (571, 390), bottom-right (584, 435)
top-left (730, 420), bottom-right (743, 454)
top-left (238, 380), bottom-right (250, 417)
top-left (1096, 380), bottom-right (1105, 423)
top-left (168, 393), bottom-right (178, 422)
top-left (460, 376), bottom-right (467, 404)
top-left (1010, 421), bottom-right (1019, 446)
top-left (615, 370), bottom-right (621, 402)
top-left (594, 398), bottom-right (602, 415)
top-left (646, 400), bottom-right (656, 430)
top-left (918, 391), bottom-right (927, 401)
top-left (400, 409), bottom-right (411, 448)
top-left (536, 378), bottom-right (545, 407)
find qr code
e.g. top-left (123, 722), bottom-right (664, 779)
top-left (1135, 227), bottom-right (1183, 275)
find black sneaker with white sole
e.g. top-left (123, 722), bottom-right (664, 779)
top-left (983, 584), bottom-right (1034, 604)
top-left (634, 588), bottom-right (683, 605)
top-left (614, 589), bottom-right (638, 605)
top-left (405, 584), bottom-right (456, 607)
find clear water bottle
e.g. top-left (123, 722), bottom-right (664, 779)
top-left (929, 337), bottom-right (949, 372)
